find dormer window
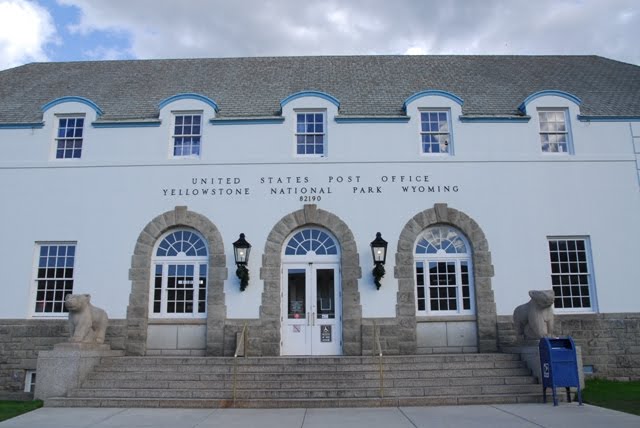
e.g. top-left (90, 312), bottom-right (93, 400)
top-left (55, 115), bottom-right (84, 159)
top-left (296, 112), bottom-right (325, 156)
top-left (172, 112), bottom-right (202, 158)
top-left (538, 108), bottom-right (572, 153)
top-left (420, 110), bottom-right (451, 154)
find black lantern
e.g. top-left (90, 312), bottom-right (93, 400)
top-left (370, 232), bottom-right (388, 289)
top-left (232, 233), bottom-right (251, 291)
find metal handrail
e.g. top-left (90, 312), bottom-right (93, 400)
top-left (232, 322), bottom-right (248, 404)
top-left (373, 320), bottom-right (384, 399)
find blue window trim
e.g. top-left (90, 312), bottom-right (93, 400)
top-left (459, 115), bottom-right (530, 123)
top-left (172, 112), bottom-right (203, 159)
top-left (158, 93), bottom-right (219, 112)
top-left (334, 116), bottom-right (410, 123)
top-left (0, 122), bottom-right (44, 129)
top-left (419, 109), bottom-right (454, 155)
top-left (210, 117), bottom-right (284, 125)
top-left (538, 108), bottom-right (574, 155)
top-left (92, 120), bottom-right (161, 128)
top-left (41, 96), bottom-right (104, 116)
top-left (280, 91), bottom-right (340, 109)
top-left (295, 111), bottom-right (326, 156)
top-left (403, 90), bottom-right (464, 111)
top-left (54, 115), bottom-right (85, 160)
top-left (577, 115), bottom-right (640, 122)
top-left (518, 90), bottom-right (581, 114)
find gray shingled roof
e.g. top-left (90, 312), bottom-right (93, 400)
top-left (0, 55), bottom-right (639, 123)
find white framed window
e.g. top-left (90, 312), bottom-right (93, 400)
top-left (548, 237), bottom-right (596, 312)
top-left (151, 230), bottom-right (208, 318)
top-left (295, 111), bottom-right (325, 156)
top-left (54, 115), bottom-right (84, 159)
top-left (32, 242), bottom-right (76, 315)
top-left (414, 226), bottom-right (474, 315)
top-left (284, 229), bottom-right (338, 256)
top-left (420, 110), bottom-right (452, 154)
top-left (24, 370), bottom-right (36, 393)
top-left (172, 112), bottom-right (202, 158)
top-left (538, 109), bottom-right (572, 153)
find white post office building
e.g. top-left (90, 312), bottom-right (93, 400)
top-left (1, 55), bottom-right (639, 397)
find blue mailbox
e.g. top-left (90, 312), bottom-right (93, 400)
top-left (539, 336), bottom-right (582, 406)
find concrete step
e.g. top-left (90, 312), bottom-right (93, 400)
top-left (82, 369), bottom-right (535, 389)
top-left (69, 383), bottom-right (540, 400)
top-left (85, 368), bottom-right (532, 385)
top-left (89, 361), bottom-right (528, 380)
top-left (84, 373), bottom-right (536, 389)
top-left (46, 353), bottom-right (543, 408)
top-left (92, 360), bottom-right (528, 374)
top-left (96, 354), bottom-right (522, 367)
top-left (45, 393), bottom-right (544, 409)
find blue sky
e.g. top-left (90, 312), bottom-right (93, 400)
top-left (39, 0), bottom-right (132, 62)
top-left (1, 0), bottom-right (639, 70)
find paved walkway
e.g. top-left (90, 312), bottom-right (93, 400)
top-left (1, 403), bottom-right (638, 428)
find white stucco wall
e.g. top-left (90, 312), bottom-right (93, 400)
top-left (1, 94), bottom-right (639, 320)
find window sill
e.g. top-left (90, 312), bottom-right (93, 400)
top-left (30, 314), bottom-right (68, 319)
top-left (294, 155), bottom-right (326, 159)
top-left (148, 318), bottom-right (207, 325)
top-left (420, 154), bottom-right (453, 158)
top-left (416, 314), bottom-right (477, 322)
top-left (170, 156), bottom-right (201, 161)
top-left (554, 310), bottom-right (597, 316)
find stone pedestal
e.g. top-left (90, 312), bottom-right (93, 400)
top-left (503, 342), bottom-right (584, 389)
top-left (35, 343), bottom-right (123, 400)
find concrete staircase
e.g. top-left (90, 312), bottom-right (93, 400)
top-left (45, 353), bottom-right (543, 408)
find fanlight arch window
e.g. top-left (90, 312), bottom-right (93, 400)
top-left (156, 230), bottom-right (207, 257)
top-left (414, 226), bottom-right (474, 315)
top-left (284, 228), bottom-right (338, 256)
top-left (416, 226), bottom-right (468, 254)
top-left (151, 229), bottom-right (208, 318)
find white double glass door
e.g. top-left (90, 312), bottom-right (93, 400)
top-left (281, 263), bottom-right (342, 355)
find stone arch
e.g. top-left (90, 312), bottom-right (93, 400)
top-left (395, 203), bottom-right (498, 353)
top-left (125, 206), bottom-right (227, 355)
top-left (259, 204), bottom-right (362, 356)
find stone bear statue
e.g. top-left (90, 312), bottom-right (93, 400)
top-left (513, 289), bottom-right (555, 340)
top-left (65, 294), bottom-right (109, 344)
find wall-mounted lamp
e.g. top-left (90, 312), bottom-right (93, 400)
top-left (370, 232), bottom-right (388, 290)
top-left (233, 233), bottom-right (251, 291)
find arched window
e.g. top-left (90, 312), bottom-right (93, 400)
top-left (151, 230), bottom-right (208, 318)
top-left (415, 225), bottom-right (474, 315)
top-left (285, 228), bottom-right (338, 256)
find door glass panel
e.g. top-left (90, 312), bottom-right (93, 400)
top-left (167, 263), bottom-right (195, 314)
top-left (316, 268), bottom-right (335, 319)
top-left (428, 261), bottom-right (458, 311)
top-left (288, 269), bottom-right (306, 319)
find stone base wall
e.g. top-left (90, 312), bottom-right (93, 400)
top-left (5, 312), bottom-right (638, 397)
top-left (0, 319), bottom-right (126, 399)
top-left (361, 318), bottom-right (401, 356)
top-left (223, 320), bottom-right (264, 357)
top-left (497, 313), bottom-right (640, 381)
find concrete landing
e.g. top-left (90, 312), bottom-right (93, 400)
top-left (1, 403), bottom-right (638, 428)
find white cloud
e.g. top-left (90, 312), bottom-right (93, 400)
top-left (0, 0), bottom-right (57, 69)
top-left (405, 46), bottom-right (427, 55)
top-left (83, 45), bottom-right (128, 61)
top-left (56, 0), bottom-right (640, 64)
